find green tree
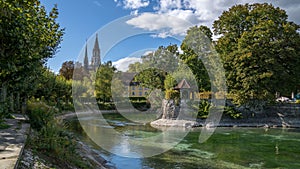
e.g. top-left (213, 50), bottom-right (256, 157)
top-left (180, 26), bottom-right (212, 91)
top-left (95, 61), bottom-right (117, 102)
top-left (127, 62), bottom-right (142, 73)
top-left (0, 0), bottom-right (63, 116)
top-left (59, 61), bottom-right (74, 80)
top-left (164, 74), bottom-right (177, 90)
top-left (213, 3), bottom-right (300, 106)
top-left (133, 45), bottom-right (179, 90)
top-left (34, 69), bottom-right (72, 110)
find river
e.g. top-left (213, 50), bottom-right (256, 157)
top-left (69, 113), bottom-right (300, 169)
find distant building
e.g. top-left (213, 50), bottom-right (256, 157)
top-left (84, 34), bottom-right (101, 71)
top-left (119, 72), bottom-right (149, 97)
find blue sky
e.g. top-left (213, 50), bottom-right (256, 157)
top-left (40, 0), bottom-right (300, 73)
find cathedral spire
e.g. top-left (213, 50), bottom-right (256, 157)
top-left (83, 42), bottom-right (89, 71)
top-left (91, 34), bottom-right (101, 70)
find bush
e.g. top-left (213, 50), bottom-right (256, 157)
top-left (165, 89), bottom-right (180, 100)
top-left (27, 101), bottom-right (58, 131)
top-left (197, 100), bottom-right (211, 119)
top-left (0, 101), bottom-right (10, 120)
top-left (97, 102), bottom-right (115, 110)
top-left (224, 106), bottom-right (242, 119)
top-left (27, 100), bottom-right (90, 168)
top-left (165, 89), bottom-right (180, 105)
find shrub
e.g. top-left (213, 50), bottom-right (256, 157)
top-left (197, 100), bottom-right (211, 119)
top-left (27, 100), bottom-right (90, 168)
top-left (0, 101), bottom-right (10, 120)
top-left (27, 101), bottom-right (58, 131)
top-left (165, 89), bottom-right (180, 105)
top-left (224, 106), bottom-right (242, 119)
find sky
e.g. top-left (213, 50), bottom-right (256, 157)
top-left (40, 0), bottom-right (300, 73)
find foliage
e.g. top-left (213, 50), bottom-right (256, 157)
top-left (171, 62), bottom-right (198, 89)
top-left (34, 69), bottom-right (73, 112)
top-left (0, 100), bottom-right (10, 119)
top-left (97, 102), bottom-right (115, 110)
top-left (128, 62), bottom-right (142, 73)
top-left (180, 26), bottom-right (212, 91)
top-left (129, 45), bottom-right (179, 90)
top-left (27, 100), bottom-right (90, 168)
top-left (224, 106), bottom-right (242, 119)
top-left (165, 89), bottom-right (180, 100)
top-left (197, 100), bottom-right (211, 119)
top-left (27, 100), bottom-right (58, 130)
top-left (141, 45), bottom-right (179, 72)
top-left (0, 0), bottom-right (63, 117)
top-left (95, 61), bottom-right (117, 102)
top-left (164, 74), bottom-right (177, 90)
top-left (213, 3), bottom-right (300, 106)
top-left (59, 61), bottom-right (74, 80)
top-left (135, 68), bottom-right (166, 90)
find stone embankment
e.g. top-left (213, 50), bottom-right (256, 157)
top-left (151, 103), bottom-right (300, 128)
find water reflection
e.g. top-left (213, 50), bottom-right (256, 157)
top-left (73, 114), bottom-right (300, 169)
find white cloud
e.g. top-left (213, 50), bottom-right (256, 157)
top-left (130, 10), bottom-right (139, 16)
top-left (126, 12), bottom-right (193, 37)
top-left (142, 50), bottom-right (154, 56)
top-left (116, 0), bottom-right (300, 38)
top-left (115, 0), bottom-right (150, 9)
top-left (93, 1), bottom-right (102, 7)
top-left (112, 57), bottom-right (142, 72)
top-left (159, 0), bottom-right (182, 12)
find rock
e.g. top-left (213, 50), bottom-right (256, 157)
top-left (161, 99), bottom-right (180, 120)
top-left (150, 119), bottom-right (199, 128)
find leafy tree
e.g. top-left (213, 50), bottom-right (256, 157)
top-left (34, 69), bottom-right (72, 110)
top-left (180, 26), bottom-right (213, 91)
top-left (95, 61), bottom-right (117, 102)
top-left (213, 3), bottom-right (300, 106)
top-left (164, 74), bottom-right (177, 90)
top-left (59, 61), bottom-right (74, 80)
top-left (0, 0), bottom-right (63, 115)
top-left (127, 62), bottom-right (142, 73)
top-left (135, 68), bottom-right (166, 90)
top-left (133, 45), bottom-right (179, 90)
top-left (141, 45), bottom-right (179, 72)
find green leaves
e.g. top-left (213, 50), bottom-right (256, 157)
top-left (0, 0), bottom-right (64, 115)
top-left (214, 3), bottom-right (300, 105)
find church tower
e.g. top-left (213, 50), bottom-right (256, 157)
top-left (83, 43), bottom-right (89, 71)
top-left (91, 34), bottom-right (101, 70)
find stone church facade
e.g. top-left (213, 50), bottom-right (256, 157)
top-left (83, 34), bottom-right (101, 71)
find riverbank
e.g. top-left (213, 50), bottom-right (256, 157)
top-left (61, 108), bottom-right (300, 129)
top-left (18, 138), bottom-right (112, 169)
top-left (9, 111), bottom-right (113, 169)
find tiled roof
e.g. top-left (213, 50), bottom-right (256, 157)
top-left (174, 79), bottom-right (191, 89)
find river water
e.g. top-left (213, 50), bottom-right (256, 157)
top-left (71, 113), bottom-right (300, 169)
